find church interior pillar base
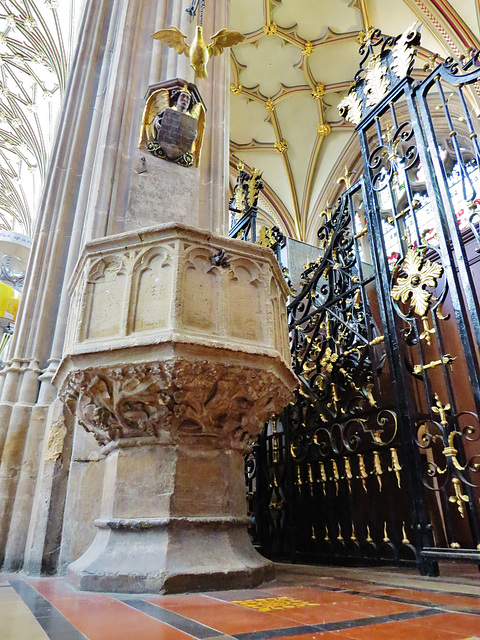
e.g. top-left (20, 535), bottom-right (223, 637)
top-left (56, 223), bottom-right (296, 593)
top-left (67, 444), bottom-right (274, 594)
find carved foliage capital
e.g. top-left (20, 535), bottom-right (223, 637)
top-left (62, 363), bottom-right (173, 446)
top-left (62, 359), bottom-right (292, 450)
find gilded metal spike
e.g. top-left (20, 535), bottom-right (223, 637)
top-left (308, 463), bottom-right (315, 497)
top-left (272, 417), bottom-right (279, 463)
top-left (449, 477), bottom-right (469, 518)
top-left (351, 522), bottom-right (357, 541)
top-left (373, 451), bottom-right (383, 491)
top-left (331, 383), bottom-right (339, 413)
top-left (331, 459), bottom-right (340, 495)
top-left (383, 522), bottom-right (390, 542)
top-left (337, 523), bottom-right (344, 541)
top-left (366, 524), bottom-right (373, 543)
top-left (308, 463), bottom-right (314, 485)
top-left (419, 316), bottom-right (436, 345)
top-left (431, 393), bottom-right (451, 426)
top-left (272, 469), bottom-right (279, 488)
top-left (343, 456), bottom-right (353, 494)
top-left (401, 522), bottom-right (410, 544)
top-left (390, 448), bottom-right (402, 489)
top-left (319, 461), bottom-right (327, 497)
top-left (357, 454), bottom-right (368, 492)
top-left (365, 382), bottom-right (377, 407)
top-left (442, 431), bottom-right (467, 471)
top-left (296, 466), bottom-right (303, 488)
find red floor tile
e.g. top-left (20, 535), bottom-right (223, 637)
top-left (271, 634), bottom-right (361, 640)
top-left (27, 579), bottom-right (193, 640)
top-left (373, 588), bottom-right (480, 610)
top-left (334, 618), bottom-right (466, 640)
top-left (146, 594), bottom-right (304, 635)
top-left (406, 612), bottom-right (480, 635)
top-left (262, 585), bottom-right (423, 618)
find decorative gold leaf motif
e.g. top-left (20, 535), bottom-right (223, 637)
top-left (391, 22), bottom-right (420, 79)
top-left (338, 90), bottom-right (362, 125)
top-left (274, 139), bottom-right (288, 154)
top-left (247, 168), bottom-right (262, 207)
top-left (365, 54), bottom-right (389, 108)
top-left (317, 123), bottom-right (331, 136)
top-left (263, 23), bottom-right (277, 36)
top-left (320, 347), bottom-right (338, 372)
top-left (390, 248), bottom-right (443, 317)
top-left (449, 478), bottom-right (469, 518)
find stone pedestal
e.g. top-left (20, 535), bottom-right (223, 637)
top-left (56, 223), bottom-right (296, 593)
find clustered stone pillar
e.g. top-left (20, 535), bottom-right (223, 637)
top-left (0, 0), bottom-right (297, 590)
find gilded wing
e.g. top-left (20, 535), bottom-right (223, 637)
top-left (190, 101), bottom-right (205, 167)
top-left (140, 89), bottom-right (170, 144)
top-left (151, 26), bottom-right (190, 56)
top-left (207, 29), bottom-right (245, 58)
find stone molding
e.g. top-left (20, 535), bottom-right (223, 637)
top-left (63, 222), bottom-right (291, 366)
top-left (62, 359), bottom-right (292, 451)
top-left (94, 516), bottom-right (252, 530)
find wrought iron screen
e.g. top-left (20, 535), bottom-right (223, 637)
top-left (248, 24), bottom-right (480, 575)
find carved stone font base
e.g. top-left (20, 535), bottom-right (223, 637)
top-left (57, 223), bottom-right (296, 593)
top-left (67, 444), bottom-right (274, 593)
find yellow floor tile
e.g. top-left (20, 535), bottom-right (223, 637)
top-left (0, 585), bottom-right (49, 640)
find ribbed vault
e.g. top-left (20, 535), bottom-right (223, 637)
top-left (0, 0), bottom-right (81, 237)
top-left (229, 0), bottom-right (480, 243)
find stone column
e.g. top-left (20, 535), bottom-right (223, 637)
top-left (0, 0), bottom-right (121, 570)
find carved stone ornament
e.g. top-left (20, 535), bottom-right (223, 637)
top-left (139, 79), bottom-right (206, 168)
top-left (62, 360), bottom-right (292, 451)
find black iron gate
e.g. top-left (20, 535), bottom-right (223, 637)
top-left (248, 25), bottom-right (480, 575)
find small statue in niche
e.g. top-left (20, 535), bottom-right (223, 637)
top-left (140, 79), bottom-right (205, 167)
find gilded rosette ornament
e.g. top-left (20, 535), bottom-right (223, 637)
top-left (390, 248), bottom-right (443, 316)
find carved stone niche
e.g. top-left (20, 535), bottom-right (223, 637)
top-left (56, 222), bottom-right (296, 594)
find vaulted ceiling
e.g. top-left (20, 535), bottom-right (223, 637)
top-left (0, 1), bottom-right (479, 246)
top-left (0, 0), bottom-right (82, 237)
top-left (229, 0), bottom-right (480, 244)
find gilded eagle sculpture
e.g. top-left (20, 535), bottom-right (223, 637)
top-left (152, 25), bottom-right (245, 79)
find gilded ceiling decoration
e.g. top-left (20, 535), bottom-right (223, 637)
top-left (0, 0), bottom-right (478, 247)
top-left (229, 0), bottom-right (480, 244)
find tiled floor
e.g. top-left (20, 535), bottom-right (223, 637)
top-left (1, 564), bottom-right (479, 640)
